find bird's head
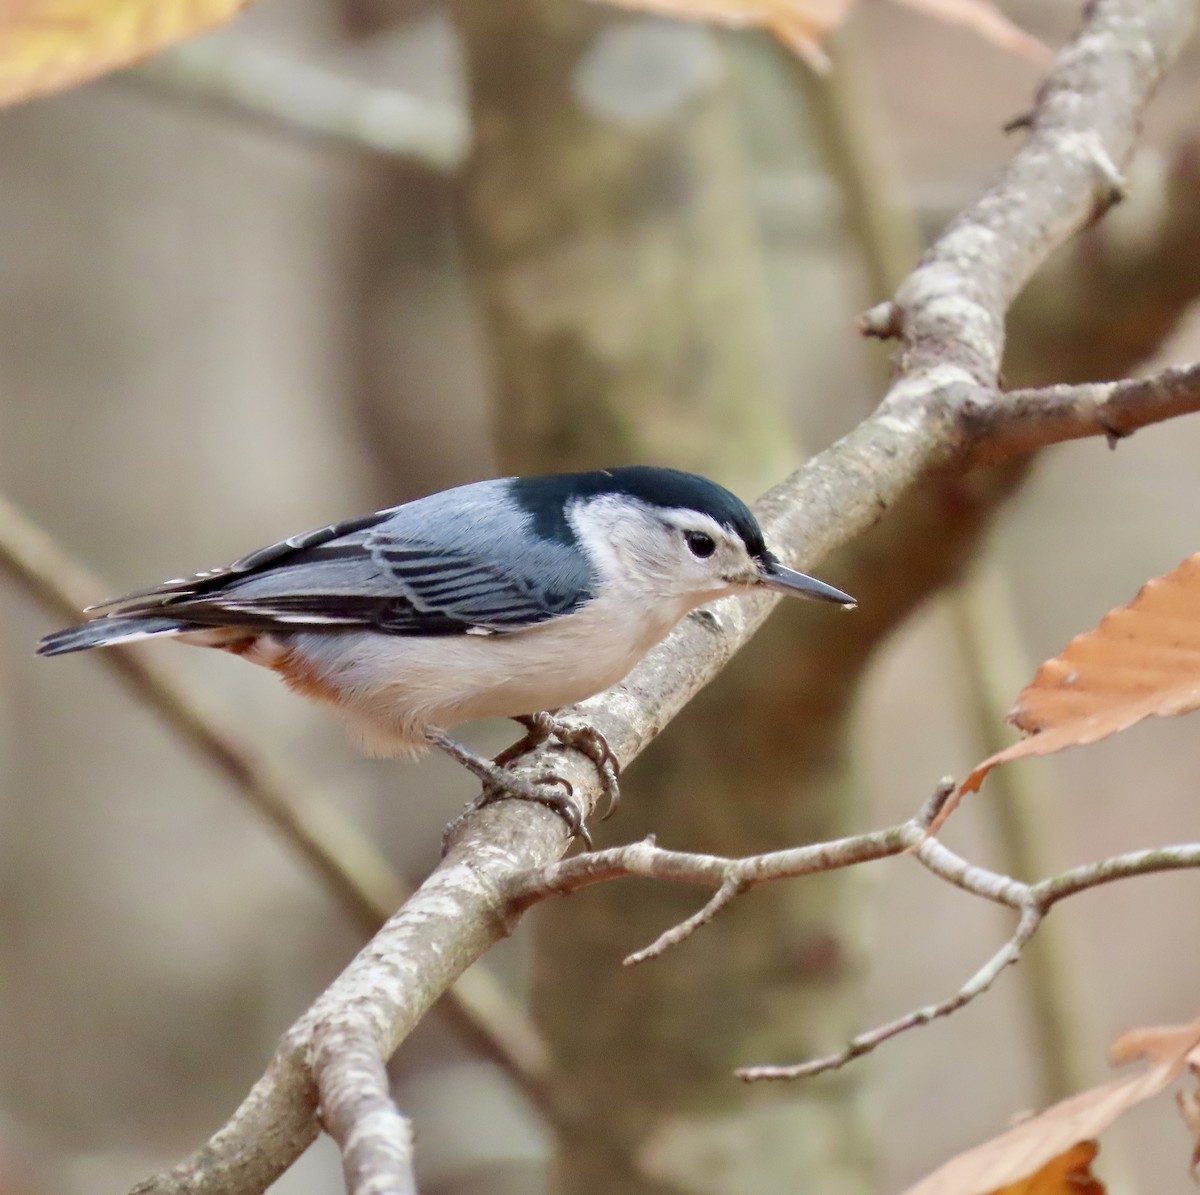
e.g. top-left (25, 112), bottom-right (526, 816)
top-left (511, 466), bottom-right (856, 614)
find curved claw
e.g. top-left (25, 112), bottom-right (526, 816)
top-left (442, 773), bottom-right (590, 851)
top-left (514, 713), bottom-right (622, 824)
top-left (598, 762), bottom-right (621, 820)
top-left (508, 772), bottom-right (588, 846)
top-left (428, 726), bottom-right (592, 851)
top-left (534, 771), bottom-right (573, 798)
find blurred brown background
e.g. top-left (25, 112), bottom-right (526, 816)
top-left (3, 1), bottom-right (1200, 1192)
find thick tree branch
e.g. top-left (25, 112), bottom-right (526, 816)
top-left (501, 0), bottom-right (1197, 838)
top-left (120, 2), bottom-right (1199, 1191)
top-left (132, 802), bottom-right (572, 1194)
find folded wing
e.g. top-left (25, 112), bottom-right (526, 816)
top-left (58, 488), bottom-right (594, 642)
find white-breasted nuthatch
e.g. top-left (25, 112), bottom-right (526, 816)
top-left (39, 467), bottom-right (854, 839)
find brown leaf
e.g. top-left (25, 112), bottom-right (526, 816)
top-left (587, 0), bottom-right (1047, 72)
top-left (0, 0), bottom-right (254, 108)
top-left (984, 1141), bottom-right (1102, 1195)
top-left (960, 554), bottom-right (1200, 796)
top-left (899, 1018), bottom-right (1200, 1195)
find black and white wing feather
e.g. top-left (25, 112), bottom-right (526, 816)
top-left (84, 510), bottom-right (388, 613)
top-left (51, 479), bottom-right (596, 646)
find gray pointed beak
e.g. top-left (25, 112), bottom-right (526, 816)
top-left (757, 558), bottom-right (856, 607)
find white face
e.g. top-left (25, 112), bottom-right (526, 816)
top-left (567, 494), bottom-right (765, 608)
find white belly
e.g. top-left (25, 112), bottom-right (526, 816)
top-left (274, 591), bottom-right (690, 757)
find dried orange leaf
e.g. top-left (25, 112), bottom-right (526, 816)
top-left (900, 1018), bottom-right (1200, 1195)
top-left (984, 1141), bottom-right (1102, 1195)
top-left (961, 554), bottom-right (1200, 796)
top-left (0, 0), bottom-right (253, 108)
top-left (892, 0), bottom-right (1051, 65)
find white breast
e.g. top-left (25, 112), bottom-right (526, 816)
top-left (275, 588), bottom-right (694, 758)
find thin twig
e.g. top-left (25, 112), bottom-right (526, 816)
top-left (519, 811), bottom-right (1200, 1083)
top-left (1032, 843), bottom-right (1200, 903)
top-left (128, 39), bottom-right (469, 170)
top-left (740, 840), bottom-right (1200, 1082)
top-left (514, 822), bottom-right (917, 914)
top-left (623, 877), bottom-right (746, 966)
top-left (520, 783), bottom-right (956, 962)
top-left (737, 904), bottom-right (1045, 1082)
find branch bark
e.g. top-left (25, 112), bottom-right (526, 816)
top-left (119, 2), bottom-right (1199, 1191)
top-left (963, 363), bottom-right (1200, 464)
top-left (313, 1030), bottom-right (418, 1195)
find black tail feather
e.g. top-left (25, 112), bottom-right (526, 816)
top-left (37, 616), bottom-right (186, 656)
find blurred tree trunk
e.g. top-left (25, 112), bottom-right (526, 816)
top-left (452, 6), bottom-right (875, 1194)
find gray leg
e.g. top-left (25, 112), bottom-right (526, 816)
top-left (427, 727), bottom-right (591, 848)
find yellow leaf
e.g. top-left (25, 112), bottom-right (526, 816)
top-left (0, 0), bottom-right (253, 108)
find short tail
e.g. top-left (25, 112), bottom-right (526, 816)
top-left (37, 616), bottom-right (188, 657)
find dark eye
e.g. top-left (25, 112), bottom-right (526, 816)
top-left (684, 530), bottom-right (716, 559)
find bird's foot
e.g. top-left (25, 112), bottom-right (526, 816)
top-left (508, 712), bottom-right (621, 819)
top-left (428, 728), bottom-right (591, 851)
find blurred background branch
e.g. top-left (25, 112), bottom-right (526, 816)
top-left (128, 38), bottom-right (470, 168)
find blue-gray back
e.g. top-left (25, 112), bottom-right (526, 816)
top-left (92, 479), bottom-right (597, 637)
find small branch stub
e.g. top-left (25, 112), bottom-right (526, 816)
top-left (858, 300), bottom-right (903, 339)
